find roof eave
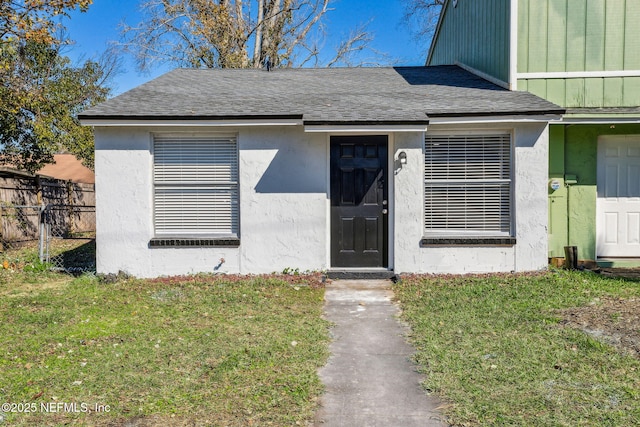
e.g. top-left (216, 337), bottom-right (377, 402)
top-left (0, 166), bottom-right (36, 179)
top-left (80, 115), bottom-right (304, 127)
top-left (427, 109), bottom-right (566, 118)
top-left (428, 111), bottom-right (565, 124)
top-left (80, 116), bottom-right (432, 130)
top-left (303, 120), bottom-right (430, 126)
top-left (303, 120), bottom-right (430, 133)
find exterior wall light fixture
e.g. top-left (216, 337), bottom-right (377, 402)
top-left (398, 151), bottom-right (407, 165)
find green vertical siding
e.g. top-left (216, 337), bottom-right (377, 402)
top-left (545, 0), bottom-right (567, 73)
top-left (624, 77), bottom-right (640, 105)
top-left (565, 0), bottom-right (587, 71)
top-left (603, 77), bottom-right (624, 105)
top-left (625, 0), bottom-right (640, 69)
top-left (605, 1), bottom-right (625, 70)
top-left (428, 0), bottom-right (511, 84)
top-left (584, 78), bottom-right (604, 106)
top-left (546, 79), bottom-right (567, 106)
top-left (585, 0), bottom-right (605, 71)
top-left (519, 0), bottom-right (636, 73)
top-left (518, 77), bottom-right (640, 107)
top-left (525, 0), bottom-right (548, 73)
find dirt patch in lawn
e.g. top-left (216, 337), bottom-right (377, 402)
top-left (559, 295), bottom-right (640, 359)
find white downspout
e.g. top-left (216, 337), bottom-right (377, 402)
top-left (509, 0), bottom-right (519, 91)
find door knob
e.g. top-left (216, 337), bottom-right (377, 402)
top-left (382, 209), bottom-right (388, 214)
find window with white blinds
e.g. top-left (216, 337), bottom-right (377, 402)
top-left (153, 135), bottom-right (239, 237)
top-left (424, 134), bottom-right (512, 236)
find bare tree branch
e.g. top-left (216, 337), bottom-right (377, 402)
top-left (282, 0), bottom-right (330, 62)
top-left (115, 0), bottom-right (383, 70)
top-left (326, 22), bottom-right (372, 67)
top-left (401, 0), bottom-right (445, 54)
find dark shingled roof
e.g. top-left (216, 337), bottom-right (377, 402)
top-left (80, 65), bottom-right (564, 123)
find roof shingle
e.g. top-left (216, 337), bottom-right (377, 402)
top-left (80, 65), bottom-right (564, 123)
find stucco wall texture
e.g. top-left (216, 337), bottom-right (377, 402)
top-left (94, 124), bottom-right (549, 278)
top-left (394, 123), bottom-right (549, 274)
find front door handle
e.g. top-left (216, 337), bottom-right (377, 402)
top-left (382, 209), bottom-right (388, 214)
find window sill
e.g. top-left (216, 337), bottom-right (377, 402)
top-left (421, 237), bottom-right (516, 246)
top-left (149, 237), bottom-right (240, 248)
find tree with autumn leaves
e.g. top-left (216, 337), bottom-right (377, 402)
top-left (0, 0), bottom-right (446, 172)
top-left (0, 0), bottom-right (92, 44)
top-left (0, 0), bottom-right (111, 172)
top-left (0, 1), bottom-right (377, 172)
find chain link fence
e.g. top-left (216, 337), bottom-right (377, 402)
top-left (0, 204), bottom-right (95, 273)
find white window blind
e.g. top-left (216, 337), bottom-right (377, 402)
top-left (153, 135), bottom-right (239, 236)
top-left (424, 134), bottom-right (512, 235)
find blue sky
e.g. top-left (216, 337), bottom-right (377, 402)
top-left (63, 0), bottom-right (427, 95)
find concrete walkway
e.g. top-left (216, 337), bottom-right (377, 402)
top-left (314, 280), bottom-right (447, 427)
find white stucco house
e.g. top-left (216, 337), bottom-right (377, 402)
top-left (79, 66), bottom-right (563, 278)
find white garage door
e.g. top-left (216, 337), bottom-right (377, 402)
top-left (597, 135), bottom-right (640, 258)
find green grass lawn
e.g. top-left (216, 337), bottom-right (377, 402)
top-left (0, 271), bottom-right (329, 426)
top-left (4, 265), bottom-right (640, 426)
top-left (394, 270), bottom-right (640, 427)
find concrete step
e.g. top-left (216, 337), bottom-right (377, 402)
top-left (325, 270), bottom-right (396, 280)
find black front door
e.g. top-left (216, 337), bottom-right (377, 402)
top-left (330, 135), bottom-right (388, 268)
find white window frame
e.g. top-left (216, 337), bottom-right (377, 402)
top-left (152, 133), bottom-right (239, 238)
top-left (424, 131), bottom-right (513, 237)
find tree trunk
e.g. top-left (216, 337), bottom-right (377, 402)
top-left (263, 0), bottom-right (283, 66)
top-left (253, 0), bottom-right (264, 67)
